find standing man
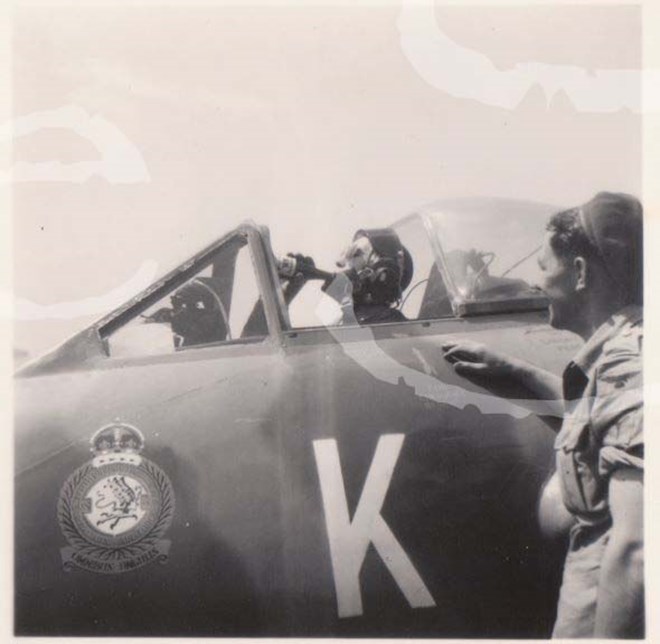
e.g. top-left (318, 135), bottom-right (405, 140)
top-left (442, 192), bottom-right (644, 638)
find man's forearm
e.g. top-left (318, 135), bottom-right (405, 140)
top-left (440, 341), bottom-right (565, 420)
top-left (508, 359), bottom-right (563, 413)
top-left (594, 537), bottom-right (644, 637)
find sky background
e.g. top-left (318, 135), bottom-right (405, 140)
top-left (8, 2), bottom-right (643, 358)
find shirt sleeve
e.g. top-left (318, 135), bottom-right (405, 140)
top-left (592, 348), bottom-right (643, 477)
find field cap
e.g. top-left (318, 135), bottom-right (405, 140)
top-left (578, 192), bottom-right (643, 303)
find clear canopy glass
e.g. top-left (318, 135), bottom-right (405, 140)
top-left (393, 197), bottom-right (558, 317)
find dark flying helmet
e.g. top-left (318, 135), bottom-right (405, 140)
top-left (170, 277), bottom-right (228, 347)
top-left (337, 228), bottom-right (413, 305)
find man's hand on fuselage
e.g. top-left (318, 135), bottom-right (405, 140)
top-left (441, 340), bottom-right (564, 419)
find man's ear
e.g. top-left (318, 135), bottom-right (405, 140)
top-left (573, 256), bottom-right (588, 292)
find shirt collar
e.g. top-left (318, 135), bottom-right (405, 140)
top-left (571, 304), bottom-right (642, 376)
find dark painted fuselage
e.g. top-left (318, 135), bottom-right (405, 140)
top-left (15, 211), bottom-right (580, 637)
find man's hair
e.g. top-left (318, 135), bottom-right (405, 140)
top-left (546, 208), bottom-right (596, 262)
top-left (546, 198), bottom-right (643, 305)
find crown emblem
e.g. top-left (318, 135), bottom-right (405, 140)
top-left (90, 422), bottom-right (145, 457)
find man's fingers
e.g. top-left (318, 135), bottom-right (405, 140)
top-left (443, 346), bottom-right (478, 363)
top-left (454, 361), bottom-right (476, 375)
top-left (454, 361), bottom-right (488, 376)
top-left (442, 340), bottom-right (481, 353)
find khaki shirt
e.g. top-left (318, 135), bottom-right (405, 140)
top-left (554, 305), bottom-right (643, 529)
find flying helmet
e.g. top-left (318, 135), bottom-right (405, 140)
top-left (337, 228), bottom-right (413, 305)
top-left (170, 277), bottom-right (228, 347)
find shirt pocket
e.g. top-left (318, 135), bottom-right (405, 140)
top-left (554, 419), bottom-right (598, 515)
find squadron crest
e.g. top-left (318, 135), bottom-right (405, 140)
top-left (57, 423), bottom-right (175, 574)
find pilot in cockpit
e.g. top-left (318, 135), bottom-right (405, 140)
top-left (279, 227), bottom-right (413, 326)
top-left (169, 277), bottom-right (228, 347)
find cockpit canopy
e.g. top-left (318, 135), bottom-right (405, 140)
top-left (78, 198), bottom-right (559, 361)
top-left (390, 197), bottom-right (555, 320)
